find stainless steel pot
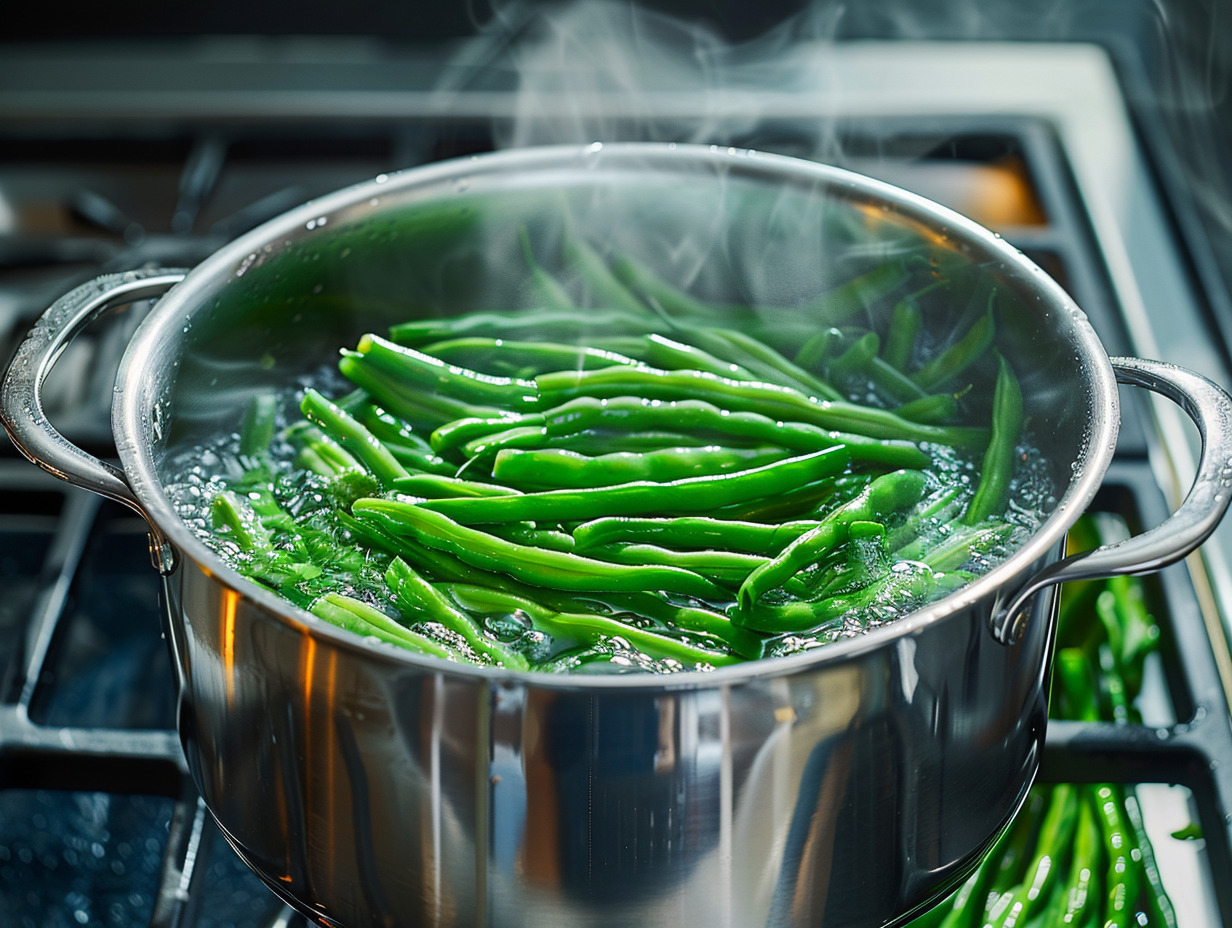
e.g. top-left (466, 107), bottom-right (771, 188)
top-left (4, 144), bottom-right (1232, 928)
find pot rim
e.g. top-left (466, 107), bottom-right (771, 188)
top-left (114, 141), bottom-right (1118, 690)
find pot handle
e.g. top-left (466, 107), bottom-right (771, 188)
top-left (0, 268), bottom-right (189, 569)
top-left (991, 356), bottom-right (1232, 646)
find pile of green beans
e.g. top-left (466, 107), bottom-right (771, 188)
top-left (197, 238), bottom-right (1042, 672)
top-left (905, 513), bottom-right (1178, 928)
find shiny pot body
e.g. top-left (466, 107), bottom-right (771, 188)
top-left (6, 144), bottom-right (1231, 928)
top-left (160, 533), bottom-right (1056, 928)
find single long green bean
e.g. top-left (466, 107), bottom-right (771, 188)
top-left (572, 515), bottom-right (819, 556)
top-left (300, 388), bottom-right (409, 487)
top-left (737, 469), bottom-right (930, 615)
top-left (911, 299), bottom-right (995, 391)
top-left (310, 593), bottom-right (460, 660)
top-left (416, 446), bottom-right (851, 525)
top-left (442, 583), bottom-right (742, 668)
top-left (491, 445), bottom-right (787, 489)
top-left (385, 558), bottom-right (529, 669)
top-left (518, 226), bottom-right (575, 311)
top-left (963, 352), bottom-right (1023, 524)
top-left (389, 309), bottom-right (674, 347)
top-left (534, 365), bottom-right (988, 448)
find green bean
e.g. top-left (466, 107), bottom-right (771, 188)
top-left (392, 473), bottom-right (523, 499)
top-left (680, 327), bottom-right (844, 401)
top-left (572, 515), bottom-right (818, 557)
top-left (534, 365), bottom-right (988, 448)
top-left (895, 393), bottom-right (959, 424)
top-left (642, 333), bottom-right (757, 380)
top-left (518, 225), bottom-right (575, 311)
top-left (389, 309), bottom-right (672, 347)
top-left (211, 490), bottom-right (272, 553)
top-left (311, 593), bottom-right (461, 660)
top-left (586, 543), bottom-right (774, 590)
top-left (796, 260), bottom-right (918, 326)
top-left (911, 298), bottom-right (995, 391)
top-left (746, 564), bottom-right (970, 635)
top-left (442, 583), bottom-right (742, 668)
top-left (828, 331), bottom-right (880, 383)
top-left (1048, 797), bottom-right (1103, 928)
top-left (339, 351), bottom-right (505, 426)
top-left (736, 470), bottom-right (930, 617)
top-left (608, 252), bottom-right (747, 323)
top-left (353, 499), bottom-right (728, 600)
top-left (419, 336), bottom-right (642, 377)
top-left (882, 299), bottom-right (923, 372)
top-left (490, 445), bottom-right (787, 489)
top-left (239, 392), bottom-right (279, 458)
top-left (284, 424), bottom-right (365, 478)
top-left (356, 333), bottom-right (539, 411)
top-left (1123, 790), bottom-right (1178, 928)
top-left (793, 328), bottom-right (836, 372)
top-left (562, 234), bottom-right (649, 316)
top-left (988, 784), bottom-right (1079, 928)
top-left (458, 396), bottom-right (931, 467)
top-left (486, 525), bottom-right (577, 553)
top-left (385, 558), bottom-right (529, 669)
top-left (885, 486), bottom-right (965, 552)
top-left (300, 388), bottom-right (409, 487)
top-left (417, 446), bottom-right (851, 525)
top-left (963, 352), bottom-right (1023, 525)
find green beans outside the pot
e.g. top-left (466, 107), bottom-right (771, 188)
top-left (572, 515), bottom-right (819, 557)
top-left (301, 388), bottom-right (409, 488)
top-left (417, 446), bottom-right (851, 525)
top-left (385, 558), bottom-right (529, 669)
top-left (736, 469), bottom-right (930, 618)
top-left (987, 784), bottom-right (1080, 928)
top-left (353, 499), bottom-right (728, 600)
top-left (486, 525), bottom-right (577, 553)
top-left (963, 352), bottom-right (1023, 525)
top-left (442, 583), bottom-right (742, 668)
top-left (310, 592), bottom-right (460, 661)
top-left (490, 445), bottom-right (788, 489)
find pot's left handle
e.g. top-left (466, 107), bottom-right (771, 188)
top-left (991, 356), bottom-right (1232, 645)
top-left (1, 268), bottom-right (189, 571)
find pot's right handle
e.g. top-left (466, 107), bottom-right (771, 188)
top-left (991, 356), bottom-right (1232, 646)
top-left (1, 268), bottom-right (188, 566)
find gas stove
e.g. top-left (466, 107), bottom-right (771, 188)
top-left (0, 30), bottom-right (1230, 928)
